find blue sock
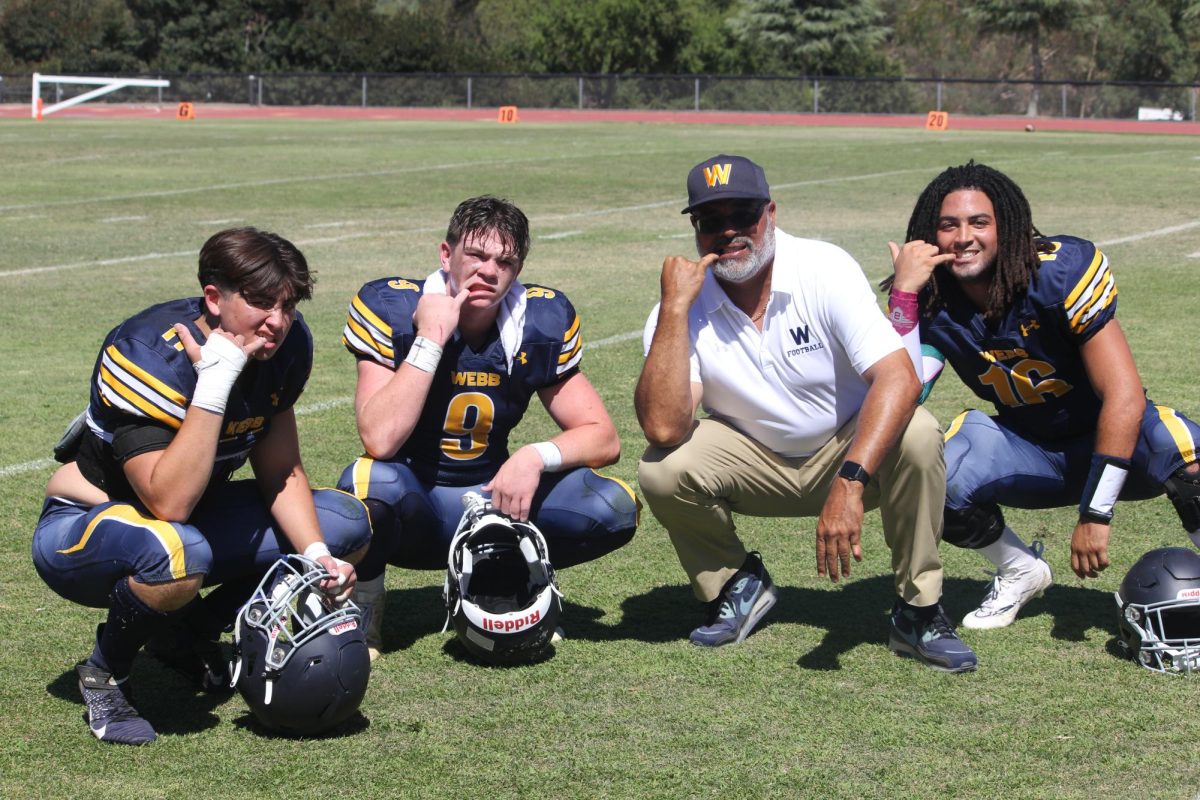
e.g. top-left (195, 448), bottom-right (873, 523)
top-left (87, 577), bottom-right (167, 680)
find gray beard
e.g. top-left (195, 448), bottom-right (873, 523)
top-left (707, 225), bottom-right (776, 284)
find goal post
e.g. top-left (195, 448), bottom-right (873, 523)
top-left (32, 73), bottom-right (171, 119)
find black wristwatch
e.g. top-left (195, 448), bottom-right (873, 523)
top-left (837, 460), bottom-right (871, 486)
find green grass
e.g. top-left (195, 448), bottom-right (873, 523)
top-left (2, 118), bottom-right (1200, 799)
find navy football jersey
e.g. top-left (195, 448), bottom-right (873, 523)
top-left (922, 235), bottom-right (1117, 441)
top-left (342, 278), bottom-right (582, 485)
top-left (77, 297), bottom-right (313, 501)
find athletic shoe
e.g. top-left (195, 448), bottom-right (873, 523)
top-left (144, 624), bottom-right (231, 693)
top-left (689, 551), bottom-right (778, 647)
top-left (889, 600), bottom-right (978, 673)
top-left (352, 575), bottom-right (386, 662)
top-left (962, 543), bottom-right (1053, 630)
top-left (76, 663), bottom-right (157, 745)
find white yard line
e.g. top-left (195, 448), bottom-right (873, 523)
top-left (0, 458), bottom-right (56, 478)
top-left (1095, 220), bottom-right (1200, 247)
top-left (0, 149), bottom-right (681, 214)
top-left (304, 221), bottom-right (359, 229)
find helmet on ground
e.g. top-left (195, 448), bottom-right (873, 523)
top-left (232, 555), bottom-right (370, 734)
top-left (1114, 547), bottom-right (1200, 674)
top-left (443, 493), bottom-right (562, 665)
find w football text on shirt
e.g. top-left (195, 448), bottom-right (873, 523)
top-left (786, 324), bottom-right (825, 357)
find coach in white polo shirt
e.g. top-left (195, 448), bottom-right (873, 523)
top-left (635, 154), bottom-right (977, 672)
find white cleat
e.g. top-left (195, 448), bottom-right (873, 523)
top-left (962, 557), bottom-right (1053, 630)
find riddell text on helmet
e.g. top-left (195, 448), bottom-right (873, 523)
top-left (482, 610), bottom-right (541, 633)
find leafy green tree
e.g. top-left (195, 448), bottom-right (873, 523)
top-left (967, 0), bottom-right (1092, 114)
top-left (0, 0), bottom-right (144, 72)
top-left (727, 0), bottom-right (896, 76)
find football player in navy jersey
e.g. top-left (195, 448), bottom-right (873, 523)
top-left (884, 161), bottom-right (1200, 630)
top-left (32, 228), bottom-right (371, 745)
top-left (338, 196), bottom-right (638, 659)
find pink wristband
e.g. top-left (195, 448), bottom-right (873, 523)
top-left (888, 289), bottom-right (919, 335)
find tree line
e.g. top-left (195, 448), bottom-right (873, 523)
top-left (2, 0), bottom-right (1198, 86)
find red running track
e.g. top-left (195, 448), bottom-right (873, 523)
top-left (2, 102), bottom-right (1198, 135)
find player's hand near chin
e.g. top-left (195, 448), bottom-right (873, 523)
top-left (175, 323), bottom-right (268, 363)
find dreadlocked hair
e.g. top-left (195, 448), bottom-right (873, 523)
top-left (881, 161), bottom-right (1047, 323)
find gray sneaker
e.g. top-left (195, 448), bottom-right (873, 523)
top-left (690, 552), bottom-right (778, 647)
top-left (889, 600), bottom-right (978, 673)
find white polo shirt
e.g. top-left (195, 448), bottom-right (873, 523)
top-left (643, 229), bottom-right (903, 457)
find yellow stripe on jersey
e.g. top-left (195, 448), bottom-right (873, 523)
top-left (58, 505), bottom-right (188, 579)
top-left (558, 336), bottom-right (582, 365)
top-left (104, 344), bottom-right (188, 406)
top-left (98, 364), bottom-right (185, 429)
top-left (557, 314), bottom-right (582, 368)
top-left (1063, 247), bottom-right (1104, 308)
top-left (943, 410), bottom-right (970, 442)
top-left (351, 294), bottom-right (392, 338)
top-left (1157, 406), bottom-right (1197, 463)
top-left (344, 295), bottom-right (396, 362)
top-left (345, 314), bottom-right (394, 360)
top-left (1064, 248), bottom-right (1117, 333)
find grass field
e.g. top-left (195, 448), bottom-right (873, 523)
top-left (2, 117), bottom-right (1199, 799)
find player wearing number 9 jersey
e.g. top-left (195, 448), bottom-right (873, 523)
top-left (884, 161), bottom-right (1200, 631)
top-left (337, 196), bottom-right (638, 659)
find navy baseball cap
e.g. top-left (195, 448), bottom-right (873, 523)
top-left (682, 154), bottom-right (771, 214)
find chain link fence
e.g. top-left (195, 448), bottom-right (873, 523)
top-left (8, 72), bottom-right (1199, 121)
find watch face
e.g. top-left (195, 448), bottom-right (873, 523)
top-left (839, 462), bottom-right (869, 484)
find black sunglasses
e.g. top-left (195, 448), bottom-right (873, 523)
top-left (691, 202), bottom-right (767, 235)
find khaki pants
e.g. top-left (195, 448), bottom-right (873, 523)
top-left (638, 407), bottom-right (946, 607)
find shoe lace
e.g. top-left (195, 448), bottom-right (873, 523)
top-left (86, 683), bottom-right (141, 724)
top-left (978, 538), bottom-right (1047, 609)
top-left (706, 574), bottom-right (753, 625)
top-left (716, 599), bottom-right (736, 621)
top-left (924, 608), bottom-right (957, 640)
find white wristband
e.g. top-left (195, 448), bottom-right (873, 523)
top-left (404, 336), bottom-right (443, 373)
top-left (303, 541), bottom-right (331, 561)
top-left (190, 334), bottom-right (247, 415)
top-left (531, 441), bottom-right (563, 472)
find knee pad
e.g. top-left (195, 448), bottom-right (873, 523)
top-left (313, 489), bottom-right (373, 556)
top-left (942, 504), bottom-right (1005, 549)
top-left (1163, 467), bottom-right (1200, 537)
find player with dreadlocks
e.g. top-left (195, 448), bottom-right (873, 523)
top-left (883, 161), bottom-right (1200, 630)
